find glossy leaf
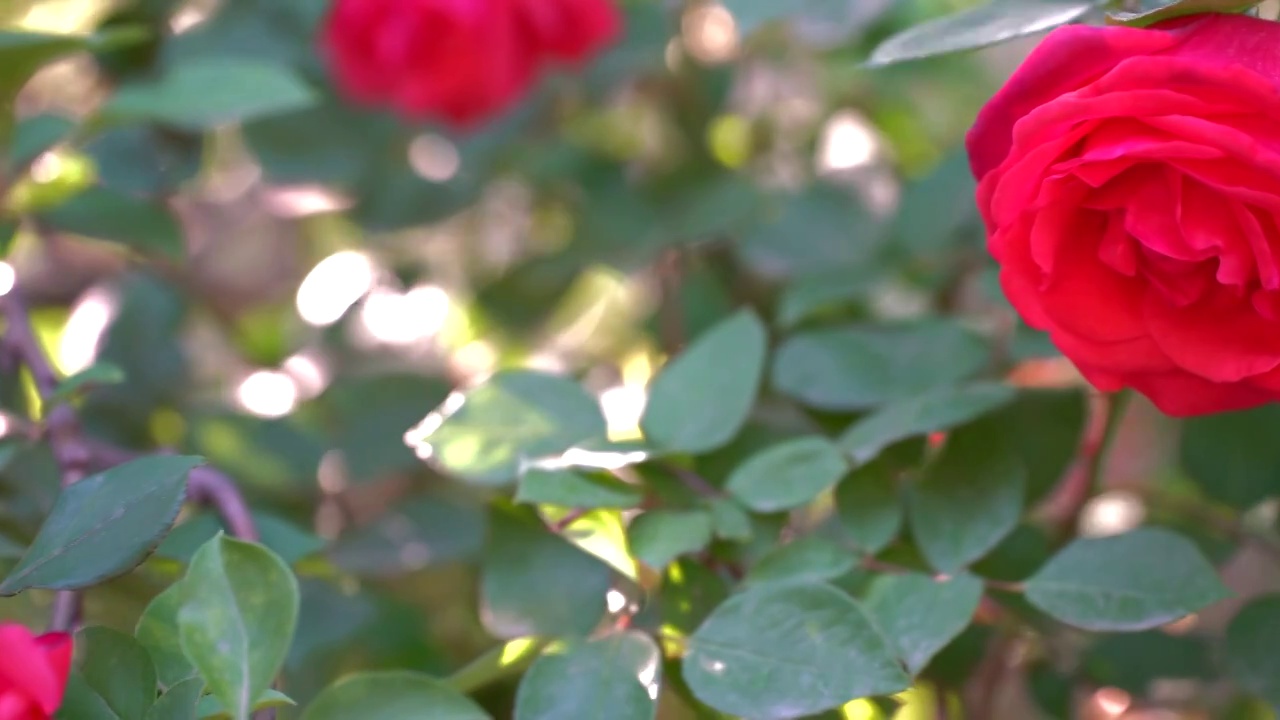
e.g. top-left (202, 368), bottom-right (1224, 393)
top-left (1024, 528), bottom-right (1230, 631)
top-left (515, 468), bottom-right (644, 509)
top-left (909, 422), bottom-right (1026, 573)
top-left (867, 1), bottom-right (1096, 67)
top-left (838, 383), bottom-right (1015, 464)
top-left (641, 311), bottom-right (767, 455)
top-left (684, 582), bottom-right (910, 718)
top-left (726, 436), bottom-right (849, 512)
top-left (627, 509), bottom-right (713, 570)
top-left (178, 534), bottom-right (299, 720)
top-left (480, 505), bottom-right (613, 638)
top-left (745, 536), bottom-right (856, 587)
top-left (103, 58), bottom-right (316, 130)
top-left (862, 573), bottom-right (984, 675)
top-left (771, 321), bottom-right (988, 411)
top-left (303, 672), bottom-right (489, 720)
top-left (1108, 0), bottom-right (1258, 26)
top-left (835, 456), bottom-right (903, 554)
top-left (144, 678), bottom-right (203, 720)
top-left (136, 580), bottom-right (197, 689)
top-left (0, 455), bottom-right (202, 594)
top-left (413, 370), bottom-right (608, 485)
top-left (76, 626), bottom-right (158, 720)
top-left (514, 633), bottom-right (660, 720)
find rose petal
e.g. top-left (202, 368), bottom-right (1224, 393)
top-left (1145, 286), bottom-right (1280, 382)
top-left (1126, 368), bottom-right (1274, 416)
top-left (0, 626), bottom-right (67, 716)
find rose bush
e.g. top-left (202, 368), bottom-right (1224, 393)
top-left (969, 12), bottom-right (1280, 416)
top-left (0, 625), bottom-right (71, 720)
top-left (320, 0), bottom-right (620, 128)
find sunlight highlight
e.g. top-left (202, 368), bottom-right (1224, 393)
top-left (817, 110), bottom-right (881, 172)
top-left (234, 370), bottom-right (300, 419)
top-left (296, 251), bottom-right (377, 327)
top-left (58, 287), bottom-right (117, 375)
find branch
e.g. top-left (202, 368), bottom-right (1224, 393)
top-left (1039, 389), bottom-right (1131, 537)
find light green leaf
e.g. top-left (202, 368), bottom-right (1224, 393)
top-left (76, 626), bottom-right (158, 720)
top-left (771, 321), bottom-right (988, 411)
top-left (178, 534), bottom-right (299, 720)
top-left (866, 1), bottom-right (1096, 67)
top-left (413, 370), bottom-right (607, 485)
top-left (144, 678), bottom-right (204, 720)
top-left (196, 689), bottom-right (295, 718)
top-left (1226, 595), bottom-right (1280, 707)
top-left (480, 505), bottom-right (613, 639)
top-left (641, 311), bottom-right (767, 455)
top-left (708, 498), bottom-right (753, 542)
top-left (684, 582), bottom-right (909, 718)
top-left (41, 186), bottom-right (185, 261)
top-left (515, 633), bottom-right (660, 720)
top-left (50, 361), bottom-right (126, 404)
top-left (726, 436), bottom-right (848, 513)
top-left (838, 383), bottom-right (1016, 464)
top-left (1024, 527), bottom-right (1230, 631)
top-left (136, 580), bottom-right (197, 689)
top-left (909, 422), bottom-right (1026, 573)
top-left (302, 671), bottom-right (491, 720)
top-left (745, 536), bottom-right (856, 587)
top-left (0, 455), bottom-right (202, 594)
top-left (515, 469), bottom-right (644, 509)
top-left (1108, 0), bottom-right (1258, 27)
top-left (835, 456), bottom-right (903, 554)
top-left (627, 509), bottom-right (713, 570)
top-left (102, 58), bottom-right (316, 130)
top-left (862, 573), bottom-right (983, 675)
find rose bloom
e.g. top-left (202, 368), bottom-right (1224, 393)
top-left (321, 0), bottom-right (621, 128)
top-left (969, 13), bottom-right (1280, 416)
top-left (0, 625), bottom-right (72, 720)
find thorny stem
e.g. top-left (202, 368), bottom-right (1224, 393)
top-left (1, 285), bottom-right (259, 638)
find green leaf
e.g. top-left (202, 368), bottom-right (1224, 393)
top-left (641, 310), bottom-right (767, 455)
top-left (196, 689), bottom-right (295, 719)
top-left (909, 422), bottom-right (1026, 573)
top-left (1181, 405), bottom-right (1280, 510)
top-left (145, 678), bottom-right (204, 720)
top-left (57, 671), bottom-right (121, 720)
top-left (302, 671), bottom-right (491, 720)
top-left (1226, 595), bottom-right (1280, 707)
top-left (158, 510), bottom-right (325, 566)
top-left (51, 361), bottom-right (127, 404)
top-left (0, 31), bottom-right (87, 147)
top-left (412, 370), bottom-right (607, 485)
top-left (1024, 527), bottom-right (1230, 631)
top-left (41, 186), bottom-right (185, 261)
top-left (329, 493), bottom-right (487, 577)
top-left (990, 389), bottom-right (1087, 503)
top-left (136, 580), bottom-right (197, 688)
top-left (76, 626), bottom-right (158, 720)
top-left (862, 573), bottom-right (983, 675)
top-left (178, 534), bottom-right (299, 720)
top-left (745, 536), bottom-right (856, 587)
top-left (102, 57), bottom-right (316, 130)
top-left (0, 455), bottom-right (202, 594)
top-left (726, 436), bottom-right (849, 512)
top-left (739, 184), bottom-right (882, 278)
top-left (866, 1), bottom-right (1096, 67)
top-left (9, 112), bottom-right (75, 170)
top-left (1084, 631), bottom-right (1213, 694)
top-left (651, 558), bottom-right (731, 636)
top-left (627, 509), bottom-right (713, 570)
top-left (515, 469), bottom-right (644, 509)
top-left (708, 498), bottom-right (753, 542)
top-left (835, 456), bottom-right (904, 554)
top-left (771, 321), bottom-right (988, 411)
top-left (515, 633), bottom-right (661, 720)
top-left (1108, 0), bottom-right (1258, 27)
top-left (838, 383), bottom-right (1016, 464)
top-left (480, 505), bottom-right (614, 638)
top-left (684, 582), bottom-right (910, 718)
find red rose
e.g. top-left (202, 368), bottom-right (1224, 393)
top-left (320, 0), bottom-right (621, 129)
top-left (968, 13), bottom-right (1280, 416)
top-left (0, 625), bottom-right (72, 720)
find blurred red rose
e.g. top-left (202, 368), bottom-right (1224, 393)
top-left (968, 14), bottom-right (1280, 416)
top-left (0, 625), bottom-right (72, 720)
top-left (321, 0), bottom-right (621, 129)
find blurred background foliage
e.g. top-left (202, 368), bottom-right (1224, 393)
top-left (3, 0), bottom-right (1280, 718)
